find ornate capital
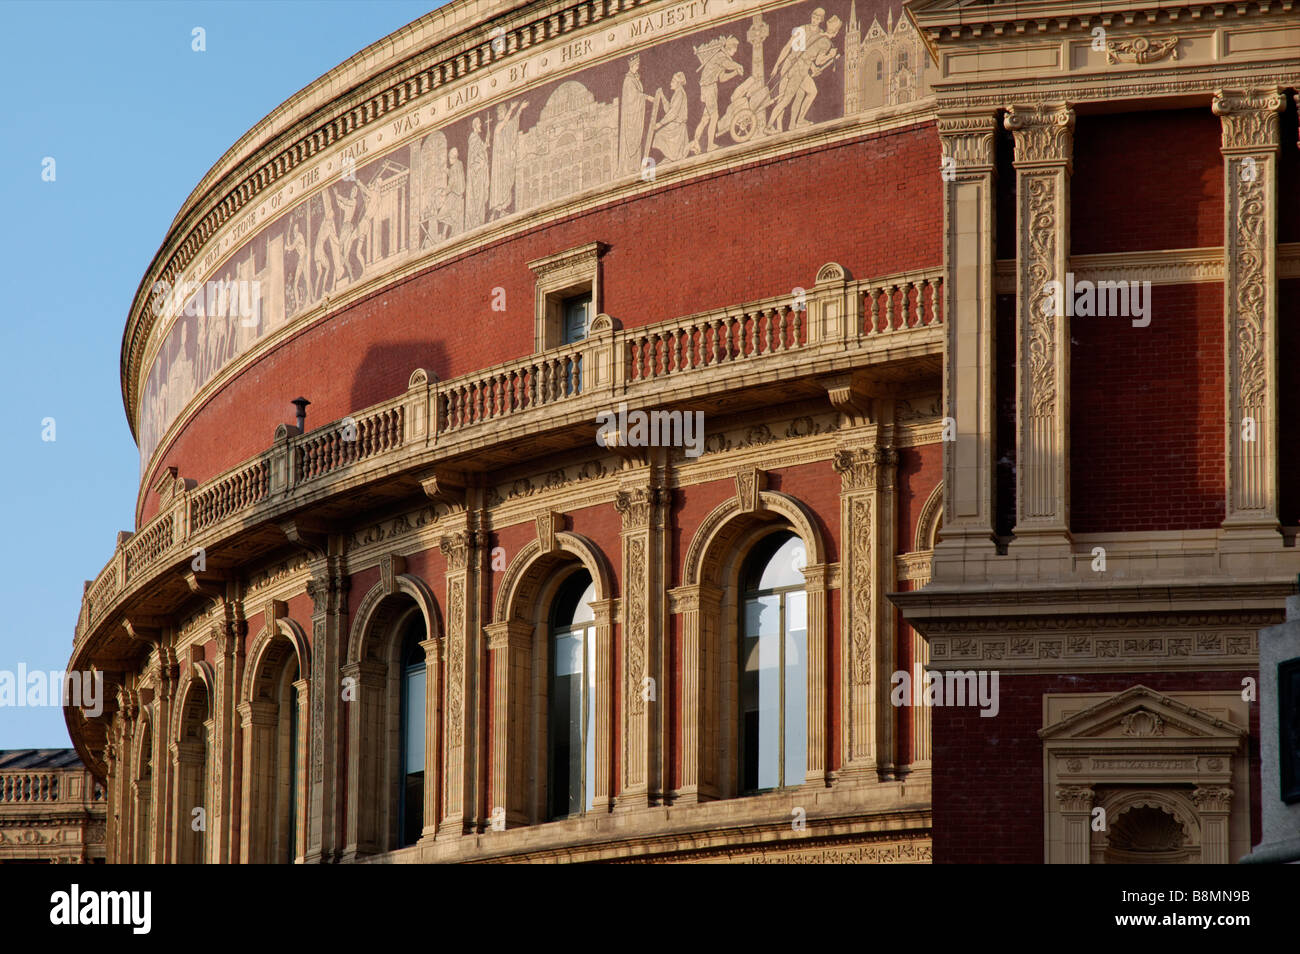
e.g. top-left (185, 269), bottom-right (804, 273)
top-left (1191, 786), bottom-right (1233, 812)
top-left (833, 447), bottom-right (898, 491)
top-left (937, 112), bottom-right (999, 168)
top-left (439, 531), bottom-right (479, 571)
top-left (1054, 784), bottom-right (1095, 812)
top-left (614, 487), bottom-right (668, 530)
top-left (1004, 104), bottom-right (1075, 166)
top-left (1213, 88), bottom-right (1285, 152)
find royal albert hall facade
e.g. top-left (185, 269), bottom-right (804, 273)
top-left (67, 0), bottom-right (1299, 864)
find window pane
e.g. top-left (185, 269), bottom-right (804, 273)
top-left (552, 628), bottom-right (584, 816)
top-left (585, 625), bottom-right (596, 813)
top-left (742, 594), bottom-right (781, 791)
top-left (403, 666), bottom-right (425, 774)
top-left (784, 591), bottom-right (807, 786)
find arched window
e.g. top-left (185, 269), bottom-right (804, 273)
top-left (739, 532), bottom-right (807, 792)
top-left (397, 615), bottom-right (427, 848)
top-left (548, 571), bottom-right (596, 819)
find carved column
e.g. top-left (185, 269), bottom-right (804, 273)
top-left (340, 659), bottom-right (384, 857)
top-left (1006, 104), bottom-right (1075, 556)
top-left (418, 637), bottom-right (442, 841)
top-left (1193, 786), bottom-right (1234, 864)
top-left (150, 644), bottom-right (178, 865)
top-left (439, 523), bottom-right (482, 835)
top-left (1055, 784), bottom-right (1095, 864)
top-left (801, 562), bottom-right (831, 787)
top-left (304, 553), bottom-right (348, 863)
top-left (236, 699), bottom-right (277, 863)
top-left (485, 620), bottom-right (531, 827)
top-left (1213, 89), bottom-right (1284, 544)
top-left (615, 479), bottom-right (669, 808)
top-left (291, 677), bottom-right (310, 862)
top-left (211, 602), bottom-right (246, 865)
top-left (833, 441), bottom-right (897, 780)
top-left (933, 111), bottom-right (999, 576)
top-left (668, 582), bottom-right (722, 802)
top-left (589, 596), bottom-right (616, 812)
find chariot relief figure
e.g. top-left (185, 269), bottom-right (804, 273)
top-left (437, 146), bottom-right (466, 240)
top-left (690, 36), bottom-right (745, 155)
top-left (646, 71), bottom-right (690, 162)
top-left (768, 13), bottom-right (841, 133)
top-left (618, 55), bottom-right (654, 174)
top-left (489, 100), bottom-right (528, 218)
top-left (465, 115), bottom-right (492, 230)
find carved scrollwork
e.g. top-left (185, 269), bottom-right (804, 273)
top-left (1104, 35), bottom-right (1179, 65)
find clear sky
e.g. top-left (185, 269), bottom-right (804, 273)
top-left (0, 0), bottom-right (442, 748)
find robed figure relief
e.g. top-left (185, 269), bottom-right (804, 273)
top-left (618, 55), bottom-right (654, 174)
top-left (646, 71), bottom-right (690, 162)
top-left (489, 100), bottom-right (528, 219)
top-left (465, 116), bottom-right (492, 230)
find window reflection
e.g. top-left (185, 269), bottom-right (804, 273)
top-left (549, 572), bottom-right (597, 819)
top-left (398, 616), bottom-right (426, 848)
top-left (740, 532), bottom-right (807, 793)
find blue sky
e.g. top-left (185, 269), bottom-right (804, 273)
top-left (0, 0), bottom-right (442, 748)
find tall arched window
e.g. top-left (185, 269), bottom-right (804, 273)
top-left (739, 532), bottom-right (807, 793)
top-left (397, 615), bottom-right (426, 848)
top-left (548, 571), bottom-right (596, 819)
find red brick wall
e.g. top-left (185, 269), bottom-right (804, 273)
top-left (140, 124), bottom-right (942, 524)
top-left (897, 443), bottom-right (942, 552)
top-left (1071, 109), bottom-right (1223, 255)
top-left (932, 670), bottom-right (1261, 864)
top-left (1069, 282), bottom-right (1225, 533)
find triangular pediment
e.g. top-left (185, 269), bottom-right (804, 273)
top-left (1039, 684), bottom-right (1247, 743)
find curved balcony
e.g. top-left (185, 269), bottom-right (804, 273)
top-left (74, 261), bottom-right (943, 658)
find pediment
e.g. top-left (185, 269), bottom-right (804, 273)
top-left (1039, 684), bottom-right (1247, 743)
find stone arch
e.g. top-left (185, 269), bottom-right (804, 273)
top-left (488, 529), bottom-right (616, 826)
top-left (240, 616), bottom-right (310, 863)
top-left (683, 490), bottom-right (826, 588)
top-left (243, 618), bottom-right (311, 704)
top-left (676, 481), bottom-right (831, 801)
top-left (1095, 790), bottom-right (1202, 864)
top-left (131, 711), bottom-right (154, 864)
top-left (914, 480), bottom-right (944, 552)
top-left (347, 572), bottom-right (441, 665)
top-left (343, 568), bottom-right (442, 859)
top-left (494, 531), bottom-right (614, 624)
top-left (172, 662), bottom-right (213, 864)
